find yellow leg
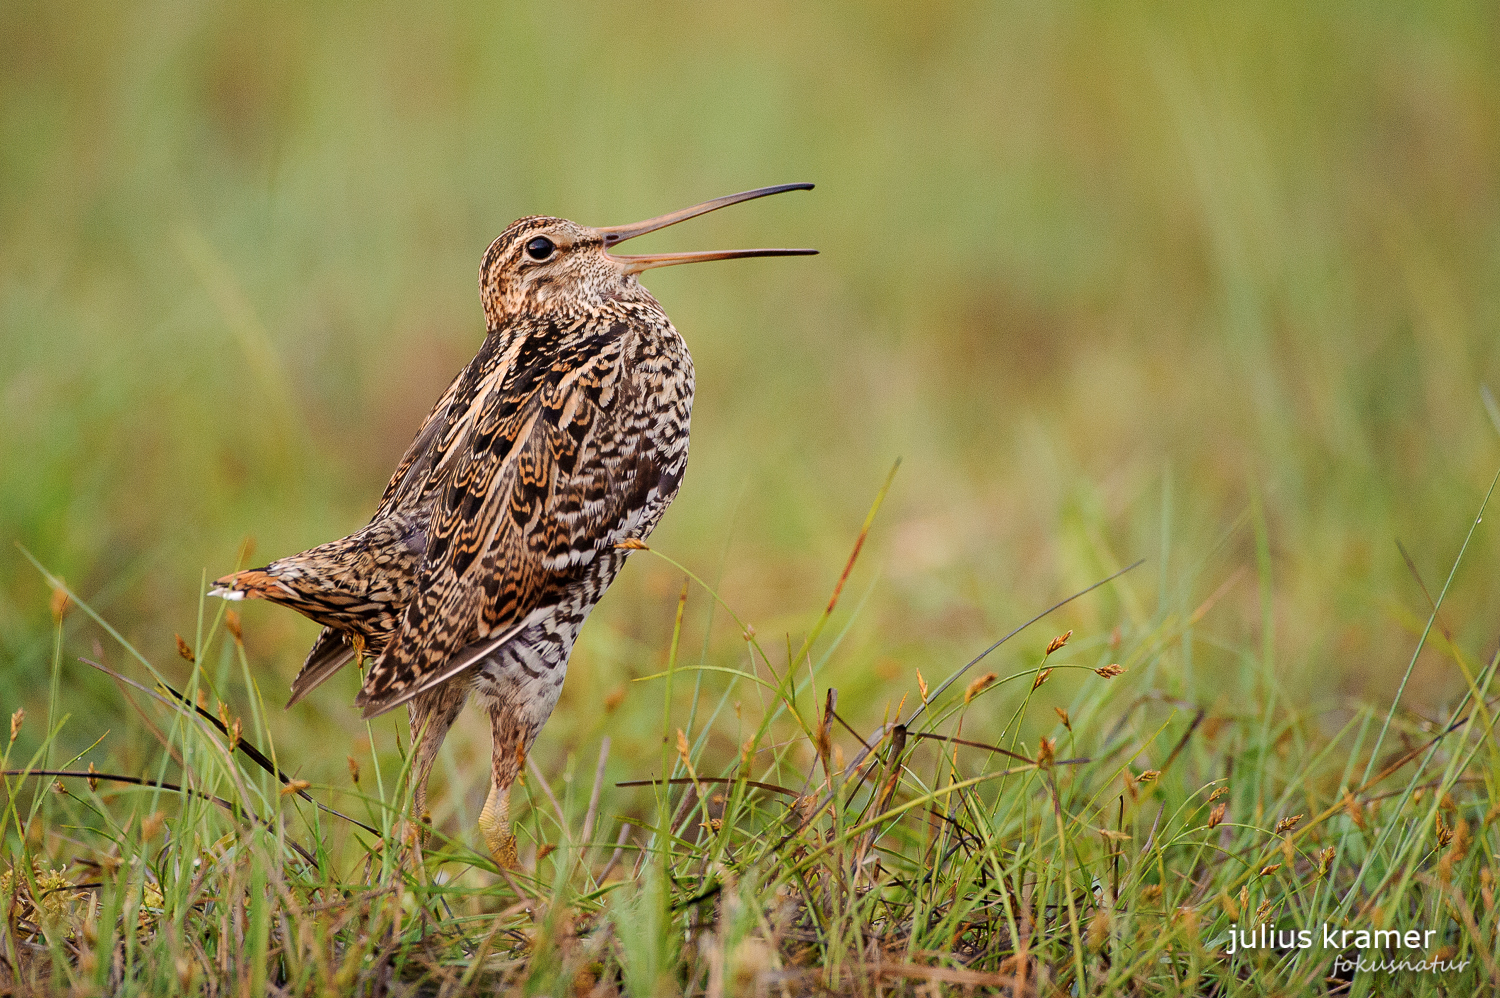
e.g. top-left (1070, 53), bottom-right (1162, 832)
top-left (478, 779), bottom-right (518, 869)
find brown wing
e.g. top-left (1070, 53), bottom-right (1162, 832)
top-left (372, 363), bottom-right (468, 519)
top-left (288, 627), bottom-right (355, 706)
top-left (354, 323), bottom-right (666, 716)
top-left (287, 362), bottom-right (468, 703)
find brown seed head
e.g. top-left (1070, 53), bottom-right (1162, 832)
top-left (280, 780), bottom-right (311, 798)
top-left (1088, 909), bottom-right (1111, 949)
top-left (1342, 790), bottom-right (1365, 829)
top-left (1095, 664), bottom-right (1125, 679)
top-left (174, 634), bottom-right (195, 664)
top-left (347, 756), bottom-right (360, 784)
top-left (1317, 846), bottom-right (1335, 878)
top-left (1259, 863), bottom-right (1281, 877)
top-left (536, 843), bottom-right (557, 863)
top-left (915, 668), bottom-right (928, 702)
top-left (140, 811), bottom-right (166, 840)
top-left (1138, 770), bottom-right (1160, 782)
top-left (9, 708), bottom-right (22, 743)
top-left (1448, 816), bottom-right (1471, 860)
top-left (1035, 736), bottom-right (1055, 768)
top-left (1208, 786), bottom-right (1229, 803)
top-left (964, 672), bottom-right (997, 704)
top-left (1045, 629), bottom-right (1072, 655)
top-left (175, 955), bottom-right (196, 991)
top-left (1207, 803), bottom-right (1227, 829)
top-left (228, 718), bottom-right (242, 754)
top-left (615, 538), bottom-right (648, 551)
top-left (1032, 668), bottom-right (1053, 690)
top-left (224, 610), bottom-right (242, 643)
top-left (1275, 814), bottom-right (1303, 834)
top-left (50, 584), bottom-right (69, 623)
top-left (87, 762), bottom-right (99, 793)
top-left (1054, 706), bottom-right (1071, 730)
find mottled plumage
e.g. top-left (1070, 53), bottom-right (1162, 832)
top-left (212, 185), bottom-right (814, 865)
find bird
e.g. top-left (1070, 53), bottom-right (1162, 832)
top-left (210, 184), bottom-right (815, 866)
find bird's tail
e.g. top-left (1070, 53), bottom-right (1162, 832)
top-left (208, 513), bottom-right (423, 634)
top-left (209, 568), bottom-right (297, 602)
top-left (209, 549), bottom-right (370, 635)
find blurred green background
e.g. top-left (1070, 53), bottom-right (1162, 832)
top-left (2, 1), bottom-right (1498, 790)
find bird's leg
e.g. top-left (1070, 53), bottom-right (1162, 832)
top-left (406, 684), bottom-right (468, 840)
top-left (479, 702), bottom-right (530, 870)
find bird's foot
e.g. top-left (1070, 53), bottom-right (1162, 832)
top-left (479, 781), bottom-right (519, 870)
top-left (489, 833), bottom-right (519, 870)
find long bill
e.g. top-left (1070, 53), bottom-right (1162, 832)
top-left (610, 247), bottom-right (817, 274)
top-left (593, 183), bottom-right (817, 272)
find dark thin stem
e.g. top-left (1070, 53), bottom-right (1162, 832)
top-left (7, 769), bottom-right (316, 865)
top-left (904, 558), bottom-right (1145, 727)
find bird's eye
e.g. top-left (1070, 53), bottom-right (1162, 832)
top-left (524, 236), bottom-right (555, 261)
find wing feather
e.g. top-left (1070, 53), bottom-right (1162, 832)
top-left (285, 357), bottom-right (467, 703)
top-left (287, 628), bottom-right (356, 706)
top-left (355, 323), bottom-right (665, 716)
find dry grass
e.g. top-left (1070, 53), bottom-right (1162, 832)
top-left (3, 469), bottom-right (1498, 996)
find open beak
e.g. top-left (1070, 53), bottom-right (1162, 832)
top-left (593, 183), bottom-right (818, 274)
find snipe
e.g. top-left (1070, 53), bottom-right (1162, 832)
top-left (212, 184), bottom-right (815, 865)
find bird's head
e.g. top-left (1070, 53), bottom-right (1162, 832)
top-left (479, 184), bottom-right (816, 323)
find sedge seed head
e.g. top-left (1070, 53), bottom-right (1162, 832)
top-left (50, 584), bottom-right (70, 623)
top-left (964, 672), bottom-right (997, 704)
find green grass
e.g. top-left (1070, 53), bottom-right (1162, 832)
top-left (3, 462), bottom-right (1498, 995)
